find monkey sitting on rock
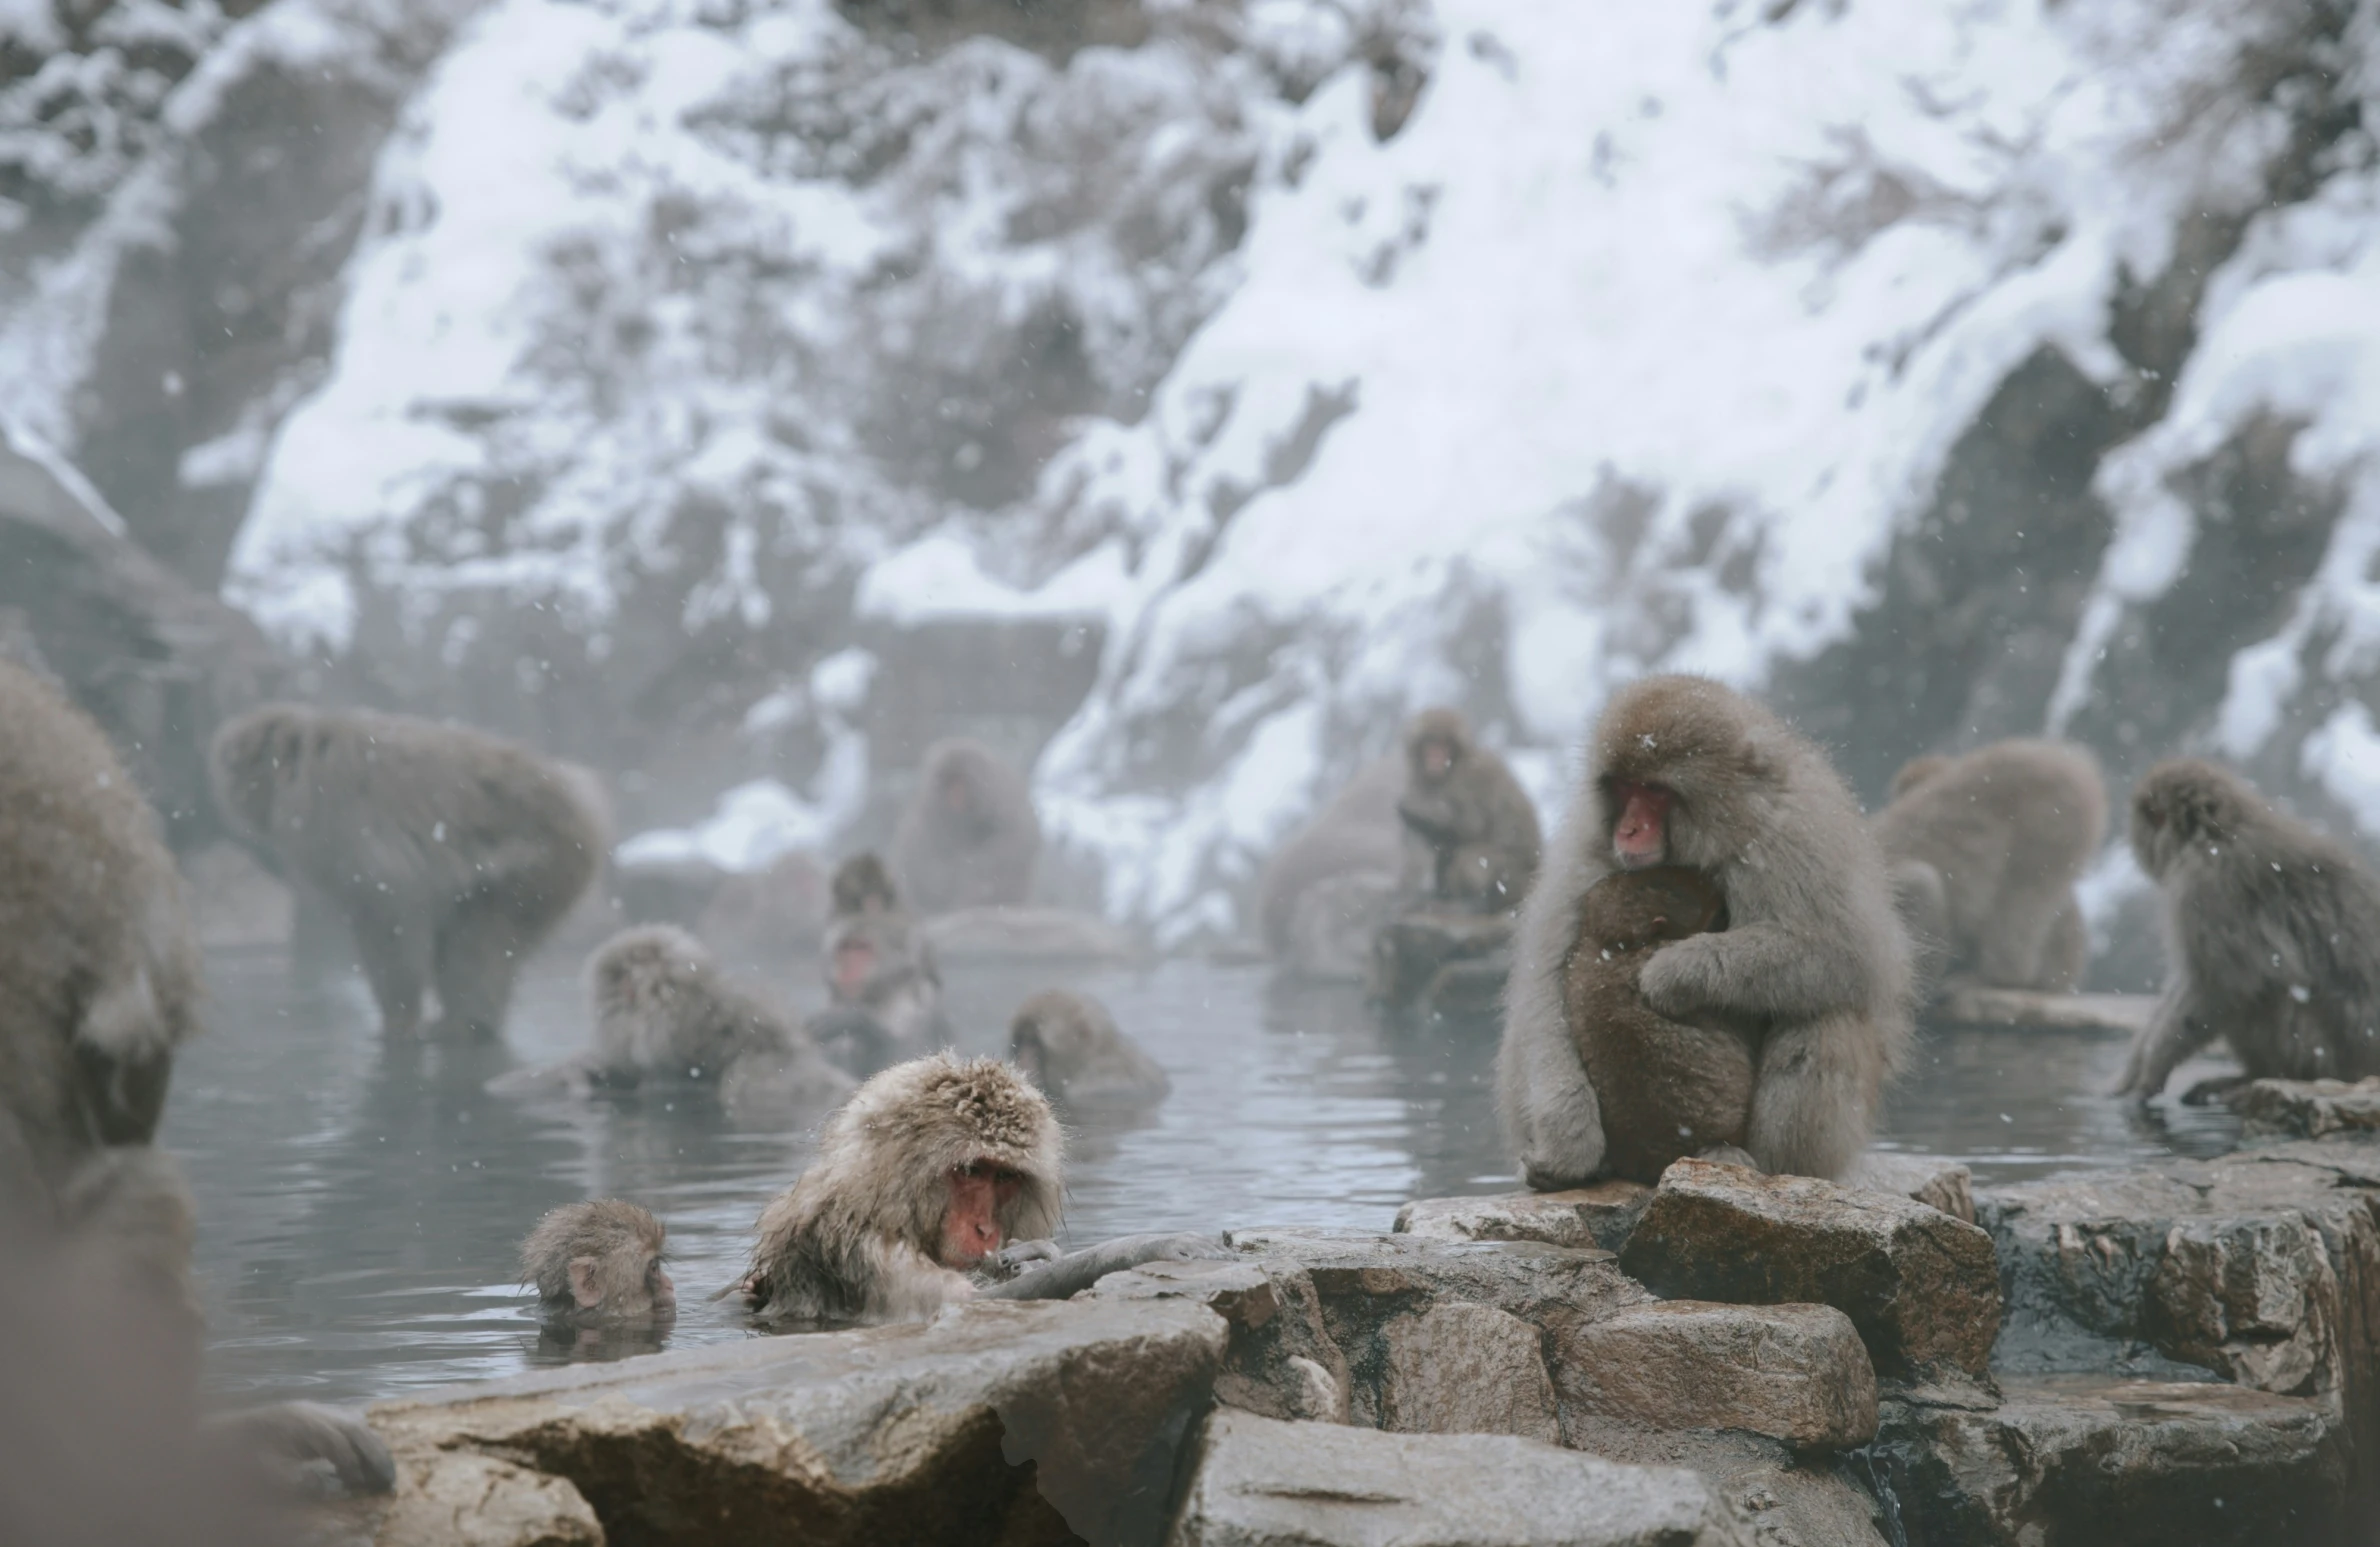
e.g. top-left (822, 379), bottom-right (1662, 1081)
top-left (809, 853), bottom-right (949, 1078)
top-left (209, 703), bottom-right (608, 1037)
top-left (519, 1199), bottom-right (675, 1326)
top-left (1008, 989), bottom-right (1171, 1109)
top-left (491, 925), bottom-right (851, 1109)
top-left (2115, 758), bottom-right (2380, 1104)
top-left (1562, 866), bottom-right (1755, 1182)
top-left (1500, 675), bottom-right (1915, 1187)
top-left (1395, 707), bottom-right (1542, 914)
top-left (734, 1053), bottom-right (1224, 1326)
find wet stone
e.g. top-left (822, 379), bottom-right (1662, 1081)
top-left (1557, 1300), bottom-right (1879, 1451)
top-left (1844, 1152), bottom-right (1976, 1224)
top-left (1167, 1408), bottom-right (1752, 1547)
top-left (1931, 987), bottom-right (2154, 1035)
top-left (1092, 1256), bottom-right (1352, 1423)
top-left (2227, 1077), bottom-right (2380, 1141)
top-left (1395, 1183), bottom-right (1653, 1253)
top-left (1872, 1374), bottom-right (2347, 1547)
top-left (1379, 1300), bottom-right (1560, 1442)
top-left (341, 1448), bottom-right (602, 1547)
top-left (1368, 909), bottom-right (1513, 1015)
top-left (1617, 1159), bottom-right (2001, 1378)
top-left (341, 1297), bottom-right (1226, 1547)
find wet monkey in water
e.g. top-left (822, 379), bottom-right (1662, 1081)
top-left (734, 1053), bottom-right (1221, 1325)
top-left (1007, 989), bottom-right (1171, 1108)
top-left (1499, 676), bottom-right (1915, 1186)
top-left (0, 661), bottom-right (394, 1502)
top-left (2115, 758), bottom-right (2380, 1103)
top-left (208, 703), bottom-right (607, 1036)
top-left (1395, 707), bottom-right (1542, 912)
top-left (890, 739), bottom-right (1042, 913)
top-left (812, 852), bottom-right (949, 1076)
top-left (1874, 739), bottom-right (2106, 993)
top-left (518, 1199), bottom-right (676, 1325)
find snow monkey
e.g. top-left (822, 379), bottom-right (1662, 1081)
top-left (735, 1053), bottom-right (1224, 1325)
top-left (0, 661), bottom-right (393, 1500)
top-left (890, 738), bottom-right (1042, 914)
top-left (1562, 866), bottom-right (1754, 1182)
top-left (813, 851), bottom-right (949, 1077)
top-left (1499, 675), bottom-right (1915, 1186)
top-left (1255, 752), bottom-right (1404, 969)
top-left (1396, 707), bottom-right (1543, 913)
top-left (2114, 758), bottom-right (2380, 1103)
top-left (518, 1200), bottom-right (675, 1325)
top-left (584, 925), bottom-right (851, 1105)
top-left (208, 703), bottom-right (607, 1037)
top-left (1874, 739), bottom-right (2106, 994)
top-left (1008, 989), bottom-right (1171, 1108)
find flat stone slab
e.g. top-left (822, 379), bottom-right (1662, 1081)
top-left (1932, 987), bottom-right (2154, 1034)
top-left (1558, 1301), bottom-right (1878, 1450)
top-left (1394, 1183), bottom-right (1653, 1252)
top-left (2227, 1076), bottom-right (2380, 1139)
top-left (1168, 1408), bottom-right (1751, 1547)
top-left (1875, 1374), bottom-right (2346, 1547)
top-left (338, 1297), bottom-right (1227, 1547)
top-left (926, 905), bottom-right (1146, 962)
top-left (1617, 1160), bottom-right (2002, 1377)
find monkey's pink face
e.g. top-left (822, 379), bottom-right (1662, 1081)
top-left (939, 1160), bottom-right (1024, 1269)
top-left (833, 937), bottom-right (878, 997)
top-left (1610, 781), bottom-right (1675, 870)
top-left (1417, 737), bottom-right (1456, 781)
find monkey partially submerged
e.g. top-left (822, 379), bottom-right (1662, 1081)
top-left (519, 1199), bottom-right (676, 1325)
top-left (1562, 866), bottom-right (1754, 1182)
top-left (811, 852), bottom-right (949, 1077)
top-left (890, 739), bottom-right (1042, 914)
top-left (1500, 675), bottom-right (1915, 1186)
top-left (735, 1053), bottom-right (1222, 1325)
top-left (1875, 739), bottom-right (2106, 994)
top-left (0, 662), bottom-right (392, 1502)
top-left (2116, 759), bottom-right (2380, 1103)
top-left (209, 703), bottom-right (607, 1037)
top-left (1008, 989), bottom-right (1171, 1109)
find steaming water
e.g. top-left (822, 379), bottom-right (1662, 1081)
top-left (164, 947), bottom-right (2241, 1408)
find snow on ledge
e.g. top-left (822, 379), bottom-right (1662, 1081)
top-left (855, 531), bottom-right (1127, 626)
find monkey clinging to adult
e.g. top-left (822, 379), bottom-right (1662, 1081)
top-left (735, 1053), bottom-right (1223, 1325)
top-left (1499, 675), bottom-right (1916, 1187)
top-left (2114, 758), bottom-right (2380, 1103)
top-left (1395, 708), bottom-right (1543, 913)
top-left (1874, 738), bottom-right (2106, 994)
top-left (209, 703), bottom-right (607, 1037)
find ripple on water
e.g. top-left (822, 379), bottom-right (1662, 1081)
top-left (162, 950), bottom-right (2239, 1405)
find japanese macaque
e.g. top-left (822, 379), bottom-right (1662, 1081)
top-left (812, 852), bottom-right (949, 1078)
top-left (1255, 754), bottom-right (1404, 975)
top-left (890, 738), bottom-right (1042, 914)
top-left (518, 1200), bottom-right (676, 1324)
top-left (0, 662), bottom-right (392, 1501)
top-left (2114, 759), bottom-right (2380, 1103)
top-left (208, 704), bottom-right (607, 1037)
top-left (1396, 708), bottom-right (1543, 913)
top-left (1499, 676), bottom-right (1915, 1186)
top-left (1008, 989), bottom-right (1171, 1109)
top-left (1562, 867), bottom-right (1754, 1182)
top-left (603, 925), bottom-right (852, 1102)
top-left (1874, 739), bottom-right (2106, 994)
top-left (736, 1053), bottom-right (1222, 1325)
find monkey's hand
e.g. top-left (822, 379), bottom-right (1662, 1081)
top-left (984, 1238), bottom-right (1064, 1280)
top-left (980, 1233), bottom-right (1233, 1301)
top-left (204, 1401), bottom-right (398, 1498)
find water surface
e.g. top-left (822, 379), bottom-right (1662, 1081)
top-left (163, 948), bottom-right (2239, 1407)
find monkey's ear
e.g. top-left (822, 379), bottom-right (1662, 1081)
top-left (567, 1256), bottom-right (605, 1308)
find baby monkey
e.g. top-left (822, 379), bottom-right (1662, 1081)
top-left (519, 1199), bottom-right (676, 1325)
top-left (1562, 867), bottom-right (1753, 1182)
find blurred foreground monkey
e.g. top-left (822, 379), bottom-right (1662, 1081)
top-left (209, 703), bottom-right (606, 1036)
top-left (735, 1053), bottom-right (1223, 1325)
top-left (1396, 708), bottom-right (1541, 912)
top-left (518, 1199), bottom-right (675, 1325)
top-left (891, 739), bottom-right (1041, 913)
top-left (1562, 867), bottom-right (1753, 1182)
top-left (492, 925), bottom-right (851, 1107)
top-left (812, 852), bottom-right (948, 1077)
top-left (1500, 676), bottom-right (1914, 1185)
top-left (1874, 739), bottom-right (2105, 993)
top-left (1008, 989), bottom-right (1171, 1108)
top-left (2115, 759), bottom-right (2380, 1102)
top-left (0, 662), bottom-right (393, 1504)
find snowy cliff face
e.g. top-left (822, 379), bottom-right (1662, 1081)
top-left (19, 0), bottom-right (2380, 955)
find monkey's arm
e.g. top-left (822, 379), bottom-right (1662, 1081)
top-left (1639, 923), bottom-right (1868, 1022)
top-left (203, 1401), bottom-right (397, 1497)
top-left (2110, 984), bottom-right (2217, 1100)
top-left (978, 1233), bottom-right (1232, 1301)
